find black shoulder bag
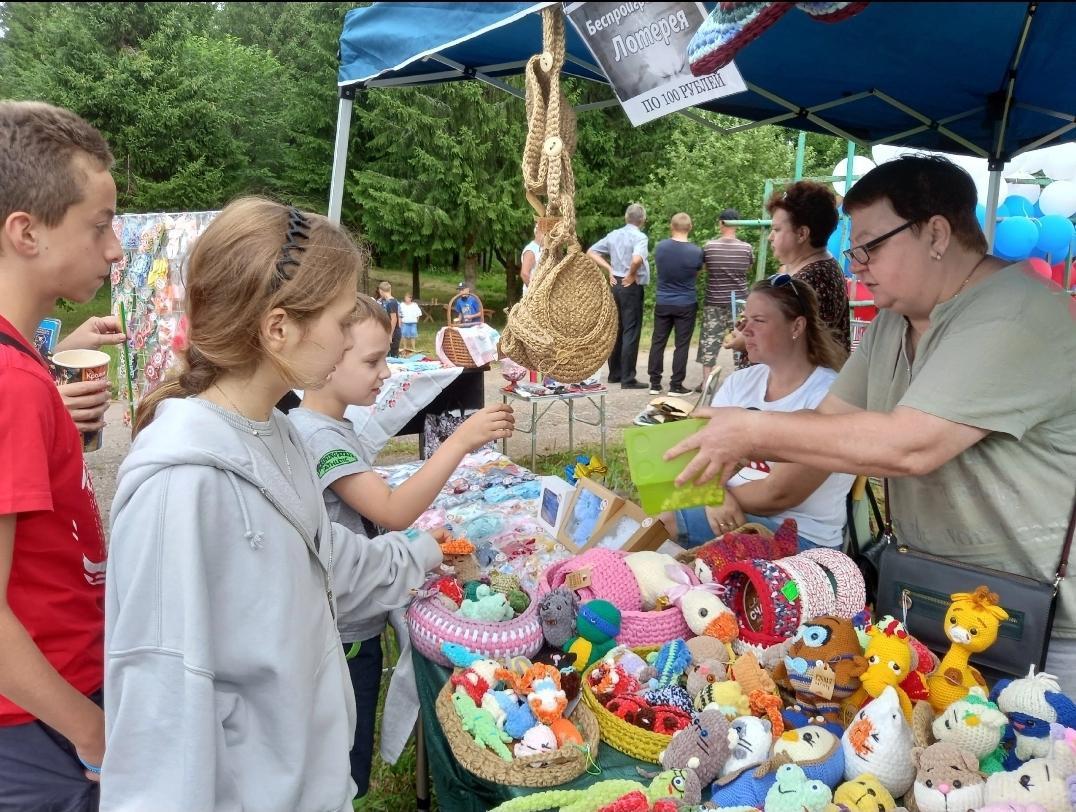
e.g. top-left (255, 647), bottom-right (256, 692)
top-left (850, 478), bottom-right (1076, 678)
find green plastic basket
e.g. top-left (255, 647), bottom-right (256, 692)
top-left (624, 418), bottom-right (725, 514)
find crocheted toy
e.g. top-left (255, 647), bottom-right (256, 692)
top-left (763, 763), bottom-right (833, 812)
top-left (451, 668), bottom-right (490, 705)
top-left (463, 580), bottom-right (485, 601)
top-left (644, 639), bottom-right (693, 691)
top-left (514, 724), bottom-right (558, 758)
top-left (623, 552), bottom-right (695, 611)
top-left (432, 575), bottom-right (465, 608)
top-left (686, 634), bottom-right (731, 666)
top-left (992, 667), bottom-right (1076, 768)
top-left (664, 565), bottom-right (740, 661)
top-left (488, 768), bottom-right (702, 812)
top-left (842, 685), bottom-right (916, 798)
top-left (565, 600), bottom-right (622, 671)
top-left (458, 584), bottom-right (514, 621)
top-left (606, 695), bottom-right (656, 730)
top-left (774, 616), bottom-right (867, 728)
top-left (650, 706), bottom-right (693, 735)
top-left (730, 651), bottom-right (779, 698)
top-left (643, 686), bottom-right (695, 717)
top-left (589, 660), bottom-right (642, 703)
top-left (528, 676), bottom-right (568, 725)
top-left (847, 616), bottom-right (916, 723)
top-left (833, 774), bottom-right (896, 812)
top-left (911, 741), bottom-right (985, 812)
top-left (482, 691), bottom-right (509, 729)
top-left (932, 686), bottom-right (1008, 774)
top-left (509, 662), bottom-right (562, 697)
top-left (927, 587), bottom-right (1009, 713)
top-left (690, 518), bottom-right (800, 580)
top-left (442, 641), bottom-right (486, 669)
top-left (723, 715), bottom-right (774, 777)
top-left (686, 658), bottom-right (727, 699)
top-left (538, 587), bottom-right (578, 648)
top-left (658, 708), bottom-right (733, 788)
top-left (772, 724), bottom-right (845, 788)
top-left (695, 678), bottom-right (751, 718)
top-left (550, 716), bottom-right (584, 747)
top-left (982, 735), bottom-right (1076, 812)
top-left (441, 536), bottom-right (483, 583)
top-left (452, 690), bottom-right (513, 761)
top-left (499, 692), bottom-right (540, 740)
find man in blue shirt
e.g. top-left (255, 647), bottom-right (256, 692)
top-left (452, 282), bottom-right (481, 325)
top-left (587, 203), bottom-right (649, 389)
top-left (647, 212), bottom-right (703, 395)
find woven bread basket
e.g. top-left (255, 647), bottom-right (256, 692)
top-left (581, 646), bottom-right (671, 763)
top-left (439, 292), bottom-right (486, 367)
top-left (407, 582), bottom-right (544, 667)
top-left (541, 550), bottom-right (693, 648)
top-left (436, 679), bottom-right (600, 787)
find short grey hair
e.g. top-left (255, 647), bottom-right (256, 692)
top-left (624, 203), bottom-right (646, 225)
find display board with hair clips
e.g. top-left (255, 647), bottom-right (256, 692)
top-left (109, 211), bottom-right (219, 425)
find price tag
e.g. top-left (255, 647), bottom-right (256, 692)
top-left (565, 567), bottom-right (592, 592)
top-left (808, 661), bottom-right (836, 699)
top-left (780, 580), bottom-right (800, 602)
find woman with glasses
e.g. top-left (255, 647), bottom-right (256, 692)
top-left (667, 155), bottom-right (1076, 691)
top-left (662, 275), bottom-right (853, 550)
top-left (727, 181), bottom-right (851, 369)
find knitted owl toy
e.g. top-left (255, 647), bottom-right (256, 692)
top-left (927, 587), bottom-right (1009, 713)
top-left (932, 686), bottom-right (1009, 774)
top-left (842, 686), bottom-right (916, 799)
top-left (565, 600), bottom-right (622, 672)
top-left (991, 666), bottom-right (1076, 769)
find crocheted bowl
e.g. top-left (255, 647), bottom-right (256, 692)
top-left (541, 550), bottom-right (693, 648)
top-left (435, 678), bottom-right (600, 787)
top-left (407, 580), bottom-right (544, 667)
top-left (581, 647), bottom-right (672, 763)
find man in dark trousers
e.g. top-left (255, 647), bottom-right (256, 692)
top-left (587, 203), bottom-right (649, 389)
top-left (647, 212), bottom-right (703, 395)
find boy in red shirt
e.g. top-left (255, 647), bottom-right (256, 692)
top-left (0, 101), bottom-right (123, 811)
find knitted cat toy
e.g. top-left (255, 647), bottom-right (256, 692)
top-left (846, 616), bottom-right (916, 723)
top-left (842, 686), bottom-right (917, 799)
top-left (657, 708), bottom-right (733, 788)
top-left (487, 768), bottom-right (702, 812)
top-left (932, 686), bottom-right (1009, 774)
top-left (911, 741), bottom-right (986, 812)
top-left (927, 587), bottom-right (1009, 713)
top-left (833, 774), bottom-right (897, 812)
top-left (991, 666), bottom-right (1076, 769)
top-left (723, 716), bottom-right (775, 778)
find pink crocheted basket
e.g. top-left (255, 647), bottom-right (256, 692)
top-left (541, 549), bottom-right (693, 648)
top-left (407, 581), bottom-right (544, 667)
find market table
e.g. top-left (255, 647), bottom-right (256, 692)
top-left (500, 386), bottom-right (608, 470)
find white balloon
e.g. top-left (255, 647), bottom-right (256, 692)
top-left (1039, 143), bottom-right (1076, 181)
top-left (832, 155), bottom-right (877, 196)
top-left (1039, 180), bottom-right (1076, 218)
top-left (1005, 170), bottom-right (1041, 203)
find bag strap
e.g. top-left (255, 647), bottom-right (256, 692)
top-left (0, 330), bottom-right (46, 368)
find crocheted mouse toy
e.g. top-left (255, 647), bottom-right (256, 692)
top-left (927, 587), bottom-right (1009, 713)
top-left (992, 666), bottom-right (1076, 769)
top-left (932, 686), bottom-right (1009, 774)
top-left (911, 741), bottom-right (986, 812)
top-left (538, 587), bottom-right (578, 648)
top-left (842, 686), bottom-right (916, 799)
top-left (565, 600), bottom-right (622, 671)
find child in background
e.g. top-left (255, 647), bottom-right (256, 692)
top-left (290, 295), bottom-right (514, 798)
top-left (399, 292), bottom-right (423, 355)
top-left (104, 199), bottom-right (444, 812)
top-left (376, 280), bottom-right (401, 357)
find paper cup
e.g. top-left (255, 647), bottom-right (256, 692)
top-left (51, 349), bottom-right (110, 453)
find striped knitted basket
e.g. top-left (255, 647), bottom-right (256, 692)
top-left (541, 551), bottom-right (692, 648)
top-left (407, 581), bottom-right (544, 667)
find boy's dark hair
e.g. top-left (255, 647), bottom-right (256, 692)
top-left (0, 101), bottom-right (114, 228)
top-left (766, 180), bottom-right (838, 249)
top-left (843, 155), bottom-right (987, 253)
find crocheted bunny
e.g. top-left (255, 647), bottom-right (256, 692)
top-left (623, 551), bottom-right (694, 610)
top-left (842, 686), bottom-right (916, 798)
top-left (911, 741), bottom-right (985, 812)
top-left (992, 667), bottom-right (1076, 768)
top-left (932, 686), bottom-right (1008, 774)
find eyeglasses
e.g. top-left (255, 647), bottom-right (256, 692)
top-left (767, 272), bottom-right (804, 310)
top-left (843, 220), bottom-right (915, 265)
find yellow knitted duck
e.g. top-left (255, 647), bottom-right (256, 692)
top-left (927, 586), bottom-right (1009, 713)
top-left (846, 616), bottom-right (916, 723)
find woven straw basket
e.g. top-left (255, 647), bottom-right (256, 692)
top-left (436, 679), bottom-right (601, 787)
top-left (440, 293), bottom-right (485, 368)
top-left (407, 583), bottom-right (544, 667)
top-left (541, 550), bottom-right (693, 648)
top-left (581, 647), bottom-right (671, 763)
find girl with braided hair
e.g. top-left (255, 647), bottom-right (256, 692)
top-left (103, 198), bottom-right (444, 811)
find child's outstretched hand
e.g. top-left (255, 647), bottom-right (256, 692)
top-left (452, 404), bottom-right (515, 452)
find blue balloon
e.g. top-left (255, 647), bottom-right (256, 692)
top-left (975, 203), bottom-right (987, 228)
top-left (1031, 201), bottom-right (1044, 218)
top-left (994, 216), bottom-right (1040, 260)
top-left (1002, 195), bottom-right (1035, 218)
top-left (1035, 215), bottom-right (1076, 258)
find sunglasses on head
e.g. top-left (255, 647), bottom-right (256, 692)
top-left (767, 272), bottom-right (804, 310)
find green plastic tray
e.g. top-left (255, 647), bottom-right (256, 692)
top-left (624, 418), bottom-right (724, 515)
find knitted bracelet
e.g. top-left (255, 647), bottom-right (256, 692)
top-left (716, 558), bottom-right (802, 646)
top-left (79, 757), bottom-right (102, 775)
top-left (799, 548), bottom-right (866, 619)
top-left (775, 554), bottom-right (837, 621)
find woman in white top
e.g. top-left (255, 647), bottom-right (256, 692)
top-left (519, 221), bottom-right (547, 296)
top-left (663, 274), bottom-right (853, 549)
top-left (398, 293), bottom-right (423, 354)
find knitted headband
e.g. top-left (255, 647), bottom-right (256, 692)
top-left (273, 206), bottom-right (311, 289)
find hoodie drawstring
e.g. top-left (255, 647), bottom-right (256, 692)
top-left (225, 471), bottom-right (264, 550)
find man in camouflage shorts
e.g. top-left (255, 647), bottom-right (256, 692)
top-left (697, 209), bottom-right (753, 389)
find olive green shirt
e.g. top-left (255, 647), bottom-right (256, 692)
top-left (830, 264), bottom-right (1076, 635)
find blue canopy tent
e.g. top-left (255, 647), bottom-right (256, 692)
top-left (331, 2), bottom-right (1076, 250)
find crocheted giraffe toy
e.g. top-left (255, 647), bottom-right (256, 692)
top-left (927, 586), bottom-right (1009, 713)
top-left (846, 616), bottom-right (916, 722)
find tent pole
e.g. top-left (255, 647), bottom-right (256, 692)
top-left (327, 87), bottom-right (357, 225)
top-left (793, 131), bottom-right (806, 180)
top-left (984, 160), bottom-right (1004, 251)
